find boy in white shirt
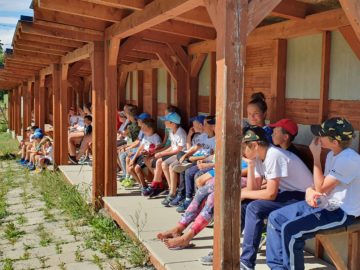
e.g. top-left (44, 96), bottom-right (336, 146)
top-left (143, 112), bottom-right (187, 197)
top-left (266, 117), bottom-right (360, 270)
top-left (240, 126), bottom-right (313, 270)
top-left (127, 119), bottom-right (162, 191)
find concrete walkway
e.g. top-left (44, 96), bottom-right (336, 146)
top-left (0, 162), bottom-right (152, 270)
top-left (59, 165), bottom-right (336, 270)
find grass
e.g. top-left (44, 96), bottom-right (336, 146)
top-left (4, 222), bottom-right (26, 244)
top-left (16, 214), bottom-right (28, 225)
top-left (3, 258), bottom-right (14, 270)
top-left (37, 224), bottom-right (53, 247)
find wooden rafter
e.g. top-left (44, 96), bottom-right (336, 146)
top-left (81, 0), bottom-right (145, 10)
top-left (174, 6), bottom-right (212, 27)
top-left (119, 60), bottom-right (163, 72)
top-left (105, 0), bottom-right (202, 39)
top-left (18, 32), bottom-right (84, 48)
top-left (38, 0), bottom-right (125, 22)
top-left (14, 40), bottom-right (74, 53)
top-left (14, 45), bottom-right (67, 56)
top-left (61, 43), bottom-right (93, 64)
top-left (118, 36), bottom-right (142, 59)
top-left (271, 0), bottom-right (308, 20)
top-left (137, 29), bottom-right (193, 46)
top-left (34, 8), bottom-right (108, 31)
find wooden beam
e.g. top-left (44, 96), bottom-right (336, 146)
top-left (81, 0), bottom-right (145, 10)
top-left (22, 82), bottom-right (31, 135)
top-left (319, 31), bottom-right (331, 123)
top-left (60, 64), bottom-right (69, 165)
top-left (209, 52), bottom-right (216, 115)
top-left (271, 0), bottom-right (308, 20)
top-left (19, 32), bottom-right (84, 48)
top-left (14, 86), bottom-right (22, 135)
top-left (188, 40), bottom-right (216, 54)
top-left (14, 45), bottom-right (67, 56)
top-left (137, 29), bottom-right (193, 46)
top-left (61, 44), bottom-right (93, 64)
top-left (13, 50), bottom-right (62, 63)
top-left (118, 71), bottom-right (128, 107)
top-left (118, 36), bottom-right (142, 59)
top-left (151, 20), bottom-right (216, 40)
top-left (247, 0), bottom-right (282, 35)
top-left (339, 0), bottom-right (360, 41)
top-left (118, 59), bottom-right (163, 72)
top-left (137, 70), bottom-right (144, 112)
top-left (91, 41), bottom-right (106, 207)
top-left (340, 25), bottom-right (360, 60)
top-left (40, 66), bottom-right (54, 77)
top-left (150, 69), bottom-right (158, 118)
top-left (68, 62), bottom-right (85, 76)
top-left (34, 8), bottom-right (108, 31)
top-left (175, 6), bottom-right (213, 27)
top-left (105, 38), bottom-right (120, 197)
top-left (38, 0), bottom-right (124, 22)
top-left (167, 43), bottom-right (190, 73)
top-left (105, 0), bottom-right (202, 39)
top-left (204, 0), bottom-right (247, 269)
top-left (15, 40), bottom-right (74, 53)
top-left (20, 22), bottom-right (103, 42)
top-left (270, 39), bottom-right (287, 122)
top-left (52, 64), bottom-right (61, 166)
top-left (190, 53), bottom-right (206, 78)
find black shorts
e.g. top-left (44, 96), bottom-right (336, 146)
top-left (116, 139), bottom-right (127, 147)
top-left (151, 155), bottom-right (172, 168)
top-left (135, 155), bottom-right (146, 169)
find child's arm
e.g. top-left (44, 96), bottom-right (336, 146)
top-left (155, 146), bottom-right (184, 159)
top-left (241, 178), bottom-right (280, 201)
top-left (186, 128), bottom-right (195, 150)
top-left (179, 145), bottom-right (201, 163)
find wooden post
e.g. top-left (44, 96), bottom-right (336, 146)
top-left (118, 71), bottom-right (128, 109)
top-left (91, 41), bottom-right (106, 207)
top-left (137, 70), bottom-right (144, 112)
top-left (52, 64), bottom-right (62, 166)
top-left (190, 53), bottom-right (207, 117)
top-left (14, 86), bottom-right (21, 135)
top-left (23, 82), bottom-right (31, 136)
top-left (38, 75), bottom-right (46, 132)
top-left (166, 72), bottom-right (171, 106)
top-left (60, 64), bottom-right (69, 165)
top-left (319, 31), bottom-right (331, 123)
top-left (151, 69), bottom-right (158, 118)
top-left (34, 76), bottom-right (40, 127)
top-left (205, 0), bottom-right (248, 269)
top-left (209, 52), bottom-right (216, 115)
top-left (104, 38), bottom-right (120, 197)
top-left (270, 39), bottom-right (287, 122)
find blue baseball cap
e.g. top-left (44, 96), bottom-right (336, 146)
top-left (160, 112), bottom-right (181, 124)
top-left (35, 128), bottom-right (43, 134)
top-left (190, 115), bottom-right (206, 125)
top-left (136, 112), bottom-right (151, 121)
top-left (33, 132), bottom-right (44, 139)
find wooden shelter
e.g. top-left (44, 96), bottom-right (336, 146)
top-left (2, 0), bottom-right (360, 269)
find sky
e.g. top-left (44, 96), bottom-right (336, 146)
top-left (0, 0), bottom-right (33, 49)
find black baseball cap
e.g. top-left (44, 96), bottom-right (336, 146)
top-left (242, 126), bottom-right (269, 143)
top-left (311, 117), bottom-right (354, 141)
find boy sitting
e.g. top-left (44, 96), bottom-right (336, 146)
top-left (266, 117), bottom-right (360, 270)
top-left (127, 119), bottom-right (162, 191)
top-left (143, 112), bottom-right (187, 197)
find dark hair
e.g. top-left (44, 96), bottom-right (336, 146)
top-left (128, 106), bottom-right (138, 117)
top-left (31, 126), bottom-right (39, 132)
top-left (142, 118), bottom-right (156, 131)
top-left (280, 127), bottom-right (296, 142)
top-left (249, 92), bottom-right (267, 114)
top-left (166, 105), bottom-right (181, 117)
top-left (84, 115), bottom-right (92, 122)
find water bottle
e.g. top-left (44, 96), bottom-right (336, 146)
top-left (314, 195), bottom-right (341, 211)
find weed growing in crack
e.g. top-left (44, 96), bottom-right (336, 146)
top-left (75, 247), bottom-right (84, 262)
top-left (16, 214), bottom-right (28, 225)
top-left (4, 222), bottom-right (26, 244)
top-left (3, 258), bottom-right (14, 270)
top-left (37, 224), bottom-right (53, 247)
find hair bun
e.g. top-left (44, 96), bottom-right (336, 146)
top-left (250, 92), bottom-right (265, 102)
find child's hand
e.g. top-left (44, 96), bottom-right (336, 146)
top-left (305, 187), bottom-right (322, 207)
top-left (242, 157), bottom-right (255, 168)
top-left (154, 153), bottom-right (161, 159)
top-left (309, 137), bottom-right (321, 158)
top-left (179, 155), bottom-right (186, 164)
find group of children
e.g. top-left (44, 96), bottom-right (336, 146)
top-left (17, 126), bottom-right (53, 172)
top-left (149, 92), bottom-right (360, 270)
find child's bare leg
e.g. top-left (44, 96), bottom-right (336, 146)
top-left (169, 167), bottom-right (178, 196)
top-left (157, 224), bottom-right (186, 241)
top-left (162, 161), bottom-right (170, 187)
top-left (152, 158), bottom-right (164, 183)
top-left (143, 157), bottom-right (155, 174)
top-left (135, 165), bottom-right (147, 187)
top-left (128, 165), bottom-right (140, 184)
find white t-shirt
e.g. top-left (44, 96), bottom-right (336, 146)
top-left (254, 146), bottom-right (313, 192)
top-left (44, 145), bottom-right (53, 162)
top-left (325, 148), bottom-right (360, 217)
top-left (77, 117), bottom-right (85, 128)
top-left (118, 119), bottom-right (129, 133)
top-left (169, 127), bottom-right (187, 151)
top-left (70, 115), bottom-right (78, 126)
top-left (141, 133), bottom-right (162, 151)
top-left (29, 134), bottom-right (35, 143)
top-left (193, 133), bottom-right (216, 156)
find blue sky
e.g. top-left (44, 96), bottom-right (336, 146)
top-left (0, 0), bottom-right (33, 49)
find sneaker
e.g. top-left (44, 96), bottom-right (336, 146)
top-left (149, 188), bottom-right (164, 198)
top-left (68, 156), bottom-right (78, 165)
top-left (27, 164), bottom-right (36, 171)
top-left (78, 156), bottom-right (90, 165)
top-left (199, 251), bottom-right (213, 265)
top-left (16, 158), bottom-right (24, 164)
top-left (172, 162), bottom-right (193, 173)
top-left (122, 178), bottom-right (134, 188)
top-left (161, 195), bottom-right (175, 206)
top-left (158, 189), bottom-right (169, 196)
top-left (176, 199), bottom-right (192, 213)
top-left (240, 261), bottom-right (254, 270)
top-left (169, 194), bottom-right (185, 207)
top-left (21, 160), bottom-right (29, 166)
top-left (258, 232), bottom-right (266, 251)
top-left (142, 186), bottom-right (153, 196)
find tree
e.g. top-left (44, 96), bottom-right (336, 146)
top-left (0, 40), bottom-right (3, 65)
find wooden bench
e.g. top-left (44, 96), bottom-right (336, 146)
top-left (295, 144), bottom-right (360, 270)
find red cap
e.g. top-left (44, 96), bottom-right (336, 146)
top-left (269, 119), bottom-right (298, 136)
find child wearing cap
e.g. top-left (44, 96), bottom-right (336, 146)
top-left (239, 126), bottom-right (313, 270)
top-left (127, 119), bottom-right (162, 191)
top-left (266, 117), bottom-right (360, 270)
top-left (25, 132), bottom-right (44, 171)
top-left (160, 115), bottom-right (212, 206)
top-left (34, 137), bottom-right (53, 172)
top-left (143, 112), bottom-right (187, 197)
top-left (120, 112), bottom-right (151, 186)
top-left (18, 125), bottom-right (39, 165)
top-left (68, 115), bottom-right (92, 164)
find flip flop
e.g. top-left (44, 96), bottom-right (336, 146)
top-left (168, 243), bottom-right (195, 250)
